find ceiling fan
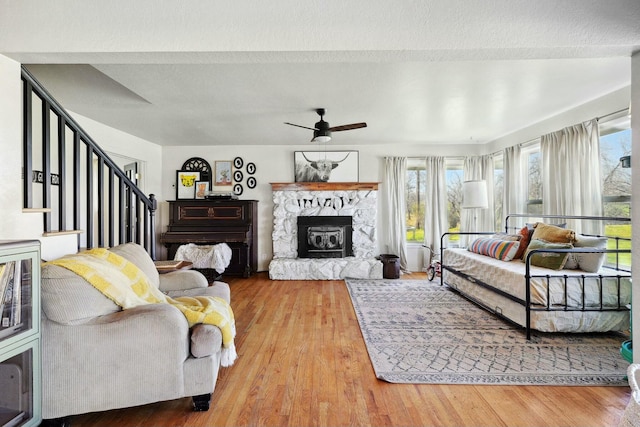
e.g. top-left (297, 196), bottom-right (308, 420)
top-left (284, 108), bottom-right (367, 142)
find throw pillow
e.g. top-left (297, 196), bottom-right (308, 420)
top-left (491, 232), bottom-right (521, 242)
top-left (565, 234), bottom-right (607, 273)
top-left (531, 222), bottom-right (576, 244)
top-left (469, 238), bottom-right (521, 261)
top-left (513, 225), bottom-right (533, 260)
top-left (524, 239), bottom-right (573, 270)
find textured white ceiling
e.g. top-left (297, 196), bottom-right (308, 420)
top-left (2, 0), bottom-right (639, 146)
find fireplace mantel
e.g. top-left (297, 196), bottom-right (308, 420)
top-left (270, 182), bottom-right (379, 191)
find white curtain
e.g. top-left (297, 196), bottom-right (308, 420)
top-left (503, 144), bottom-right (526, 227)
top-left (461, 155), bottom-right (495, 246)
top-left (423, 156), bottom-right (447, 256)
top-left (541, 118), bottom-right (603, 233)
top-left (382, 157), bottom-right (408, 270)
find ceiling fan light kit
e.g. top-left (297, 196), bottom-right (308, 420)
top-left (312, 135), bottom-right (332, 143)
top-left (285, 108), bottom-right (366, 142)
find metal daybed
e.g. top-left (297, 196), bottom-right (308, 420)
top-left (440, 214), bottom-right (631, 340)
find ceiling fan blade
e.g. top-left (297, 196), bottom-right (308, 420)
top-left (328, 122), bottom-right (367, 132)
top-left (284, 122), bottom-right (319, 131)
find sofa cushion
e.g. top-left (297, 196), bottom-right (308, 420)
top-left (190, 324), bottom-right (223, 358)
top-left (109, 243), bottom-right (160, 288)
top-left (41, 263), bottom-right (120, 324)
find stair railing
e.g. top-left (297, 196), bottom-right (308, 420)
top-left (21, 66), bottom-right (157, 259)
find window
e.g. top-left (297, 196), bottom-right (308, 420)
top-left (493, 154), bottom-right (504, 231)
top-left (446, 159), bottom-right (464, 244)
top-left (405, 159), bottom-right (426, 242)
top-left (404, 158), bottom-right (464, 244)
top-left (599, 113), bottom-right (631, 269)
top-left (599, 115), bottom-right (631, 217)
top-left (524, 144), bottom-right (542, 215)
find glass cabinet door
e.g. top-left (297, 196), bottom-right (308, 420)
top-left (0, 258), bottom-right (34, 342)
top-left (0, 341), bottom-right (39, 427)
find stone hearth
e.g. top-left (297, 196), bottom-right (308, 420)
top-left (269, 182), bottom-right (383, 280)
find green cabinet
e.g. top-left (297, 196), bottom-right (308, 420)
top-left (0, 240), bottom-right (41, 427)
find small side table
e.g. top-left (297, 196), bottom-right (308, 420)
top-left (154, 260), bottom-right (193, 274)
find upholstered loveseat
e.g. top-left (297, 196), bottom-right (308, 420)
top-left (40, 243), bottom-right (233, 423)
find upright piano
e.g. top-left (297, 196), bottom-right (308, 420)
top-left (161, 199), bottom-right (258, 277)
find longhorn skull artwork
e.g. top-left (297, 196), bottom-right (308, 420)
top-left (294, 151), bottom-right (357, 183)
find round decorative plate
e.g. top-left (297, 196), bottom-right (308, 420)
top-left (247, 176), bottom-right (257, 189)
top-left (233, 183), bottom-right (243, 195)
top-left (234, 157), bottom-right (244, 169)
top-left (246, 162), bottom-right (256, 174)
top-left (181, 157), bottom-right (212, 184)
top-left (233, 170), bottom-right (243, 182)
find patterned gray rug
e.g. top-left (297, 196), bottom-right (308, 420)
top-left (345, 279), bottom-right (629, 385)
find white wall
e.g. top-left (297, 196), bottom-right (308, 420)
top-left (69, 112), bottom-right (163, 199)
top-left (160, 143), bottom-right (476, 271)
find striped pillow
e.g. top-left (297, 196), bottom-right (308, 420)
top-left (469, 238), bottom-right (521, 261)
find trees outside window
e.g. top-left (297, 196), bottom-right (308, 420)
top-left (599, 117), bottom-right (631, 269)
top-left (526, 147), bottom-right (542, 215)
top-left (406, 159), bottom-right (426, 242)
top-left (445, 159), bottom-right (464, 244)
top-left (404, 158), bottom-right (463, 243)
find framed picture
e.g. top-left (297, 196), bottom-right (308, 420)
top-left (215, 161), bottom-right (232, 186)
top-left (195, 181), bottom-right (209, 199)
top-left (294, 151), bottom-right (359, 182)
top-left (176, 170), bottom-right (200, 199)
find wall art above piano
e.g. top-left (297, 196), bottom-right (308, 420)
top-left (176, 170), bottom-right (200, 199)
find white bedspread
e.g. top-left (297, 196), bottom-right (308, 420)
top-left (443, 248), bottom-right (631, 308)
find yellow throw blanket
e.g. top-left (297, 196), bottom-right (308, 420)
top-left (47, 248), bottom-right (237, 367)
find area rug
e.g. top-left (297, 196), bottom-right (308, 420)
top-left (345, 279), bottom-right (629, 385)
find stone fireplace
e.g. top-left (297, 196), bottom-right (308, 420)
top-left (269, 182), bottom-right (383, 280)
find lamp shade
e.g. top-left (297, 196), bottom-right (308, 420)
top-left (462, 180), bottom-right (488, 209)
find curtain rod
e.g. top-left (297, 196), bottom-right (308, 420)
top-left (597, 107), bottom-right (629, 122)
top-left (407, 107), bottom-right (628, 160)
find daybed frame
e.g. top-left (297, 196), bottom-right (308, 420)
top-left (440, 214), bottom-right (631, 340)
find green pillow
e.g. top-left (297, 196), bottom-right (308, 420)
top-left (523, 239), bottom-right (573, 270)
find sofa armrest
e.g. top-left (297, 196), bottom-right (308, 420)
top-left (159, 269), bottom-right (209, 292)
top-left (165, 281), bottom-right (231, 303)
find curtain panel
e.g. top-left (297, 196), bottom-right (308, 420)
top-left (503, 144), bottom-right (526, 226)
top-left (423, 156), bottom-right (448, 255)
top-left (541, 118), bottom-right (603, 233)
top-left (382, 157), bottom-right (408, 270)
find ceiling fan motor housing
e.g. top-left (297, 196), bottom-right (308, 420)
top-left (314, 119), bottom-right (331, 139)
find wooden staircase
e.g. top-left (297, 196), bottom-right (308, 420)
top-left (21, 66), bottom-right (157, 258)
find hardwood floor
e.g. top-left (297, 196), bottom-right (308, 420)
top-left (71, 272), bottom-right (631, 427)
